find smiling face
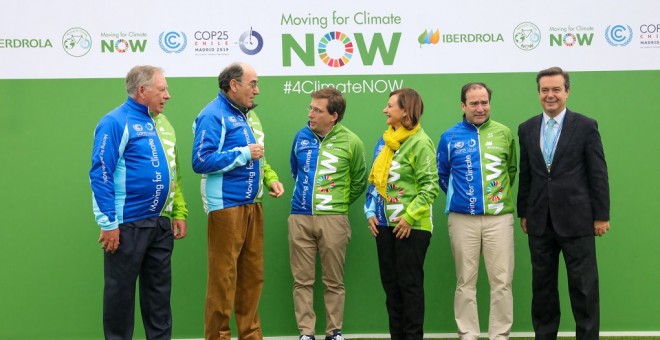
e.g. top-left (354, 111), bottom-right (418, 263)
top-left (538, 74), bottom-right (570, 117)
top-left (383, 94), bottom-right (405, 129)
top-left (139, 71), bottom-right (170, 116)
top-left (461, 86), bottom-right (490, 126)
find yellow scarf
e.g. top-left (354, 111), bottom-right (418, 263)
top-left (369, 124), bottom-right (421, 198)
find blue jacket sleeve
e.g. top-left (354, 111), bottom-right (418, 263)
top-left (290, 131), bottom-right (299, 180)
top-left (364, 184), bottom-right (377, 219)
top-left (437, 133), bottom-right (451, 194)
top-left (364, 141), bottom-right (381, 219)
top-left (192, 111), bottom-right (251, 174)
top-left (89, 115), bottom-right (124, 231)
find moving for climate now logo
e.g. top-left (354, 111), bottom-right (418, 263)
top-left (280, 9), bottom-right (403, 68)
top-left (100, 32), bottom-right (147, 53)
top-left (282, 31), bottom-right (401, 68)
top-left (549, 25), bottom-right (594, 47)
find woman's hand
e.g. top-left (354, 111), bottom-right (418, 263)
top-left (392, 217), bottom-right (412, 239)
top-left (367, 216), bottom-right (379, 237)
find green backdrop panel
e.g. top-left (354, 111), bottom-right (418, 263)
top-left (0, 70), bottom-right (657, 339)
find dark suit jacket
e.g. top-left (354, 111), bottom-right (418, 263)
top-left (517, 109), bottom-right (610, 237)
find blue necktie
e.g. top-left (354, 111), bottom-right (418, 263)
top-left (543, 118), bottom-right (558, 168)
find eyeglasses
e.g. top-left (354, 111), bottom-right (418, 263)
top-left (308, 105), bottom-right (326, 114)
top-left (237, 80), bottom-right (259, 89)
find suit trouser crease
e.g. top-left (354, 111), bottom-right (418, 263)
top-left (528, 215), bottom-right (600, 340)
top-left (376, 226), bottom-right (431, 340)
top-left (104, 216), bottom-right (174, 340)
top-left (205, 204), bottom-right (264, 340)
top-left (289, 214), bottom-right (351, 336)
top-left (448, 213), bottom-right (514, 340)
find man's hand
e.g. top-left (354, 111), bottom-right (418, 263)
top-left (594, 220), bottom-right (610, 237)
top-left (520, 217), bottom-right (528, 234)
top-left (269, 181), bottom-right (285, 198)
top-left (98, 229), bottom-right (120, 253)
top-left (172, 219), bottom-right (187, 239)
top-left (248, 144), bottom-right (264, 160)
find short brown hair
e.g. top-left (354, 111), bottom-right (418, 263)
top-left (461, 82), bottom-right (492, 104)
top-left (536, 66), bottom-right (570, 92)
top-left (311, 87), bottom-right (346, 124)
top-left (389, 88), bottom-right (424, 129)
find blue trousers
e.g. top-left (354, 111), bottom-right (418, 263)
top-left (103, 216), bottom-right (174, 340)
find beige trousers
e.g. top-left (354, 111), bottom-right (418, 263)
top-left (288, 214), bottom-right (351, 336)
top-left (448, 213), bottom-right (514, 340)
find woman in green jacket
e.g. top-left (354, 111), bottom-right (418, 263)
top-left (364, 88), bottom-right (440, 340)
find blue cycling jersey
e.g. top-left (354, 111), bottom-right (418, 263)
top-left (90, 97), bottom-right (172, 230)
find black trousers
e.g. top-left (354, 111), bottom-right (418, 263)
top-left (103, 216), bottom-right (174, 340)
top-left (375, 226), bottom-right (431, 340)
top-left (528, 216), bottom-right (599, 340)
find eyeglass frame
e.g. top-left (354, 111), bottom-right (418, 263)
top-left (235, 79), bottom-right (259, 89)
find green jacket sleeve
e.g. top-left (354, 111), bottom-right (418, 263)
top-left (348, 136), bottom-right (368, 205)
top-left (171, 145), bottom-right (188, 220)
top-left (507, 130), bottom-right (518, 186)
top-left (402, 137), bottom-right (440, 225)
top-left (262, 157), bottom-right (280, 190)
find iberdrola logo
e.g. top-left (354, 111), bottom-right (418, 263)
top-left (316, 175), bottom-right (335, 193)
top-left (486, 180), bottom-right (503, 202)
top-left (386, 183), bottom-right (404, 203)
top-left (418, 29), bottom-right (440, 47)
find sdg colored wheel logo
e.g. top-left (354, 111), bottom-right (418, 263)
top-left (318, 31), bottom-right (353, 67)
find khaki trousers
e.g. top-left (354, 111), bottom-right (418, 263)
top-left (205, 204), bottom-right (264, 340)
top-left (448, 213), bottom-right (514, 340)
top-left (288, 214), bottom-right (351, 336)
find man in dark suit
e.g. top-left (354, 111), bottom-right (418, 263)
top-left (517, 67), bottom-right (610, 340)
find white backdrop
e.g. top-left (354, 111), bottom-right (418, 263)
top-left (1, 0), bottom-right (659, 79)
